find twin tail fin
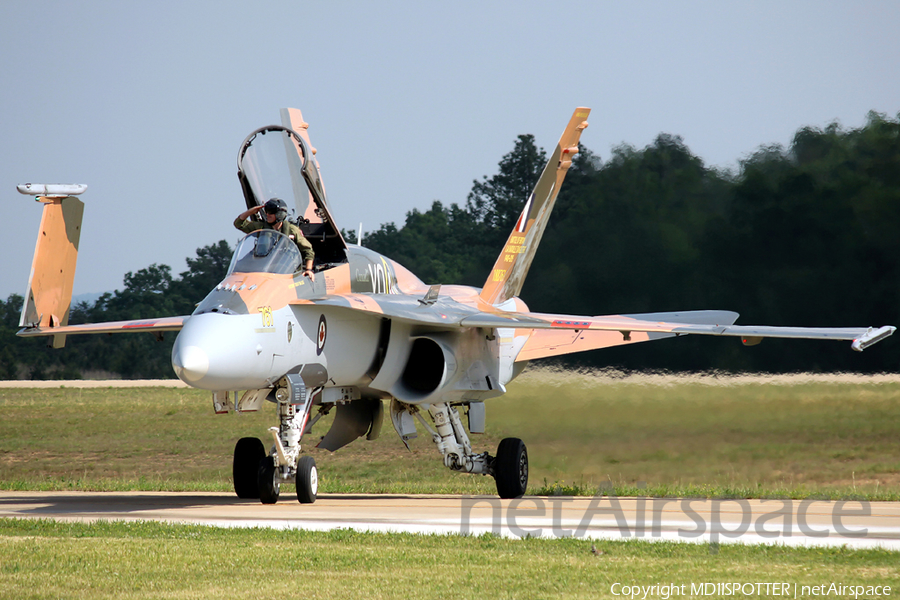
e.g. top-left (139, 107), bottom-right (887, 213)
top-left (478, 108), bottom-right (590, 306)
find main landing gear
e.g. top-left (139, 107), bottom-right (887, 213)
top-left (394, 401), bottom-right (529, 499)
top-left (494, 437), bottom-right (529, 499)
top-left (232, 389), bottom-right (528, 502)
top-left (232, 374), bottom-right (319, 504)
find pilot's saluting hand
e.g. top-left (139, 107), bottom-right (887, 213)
top-left (237, 204), bottom-right (265, 221)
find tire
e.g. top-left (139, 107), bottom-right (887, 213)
top-left (494, 437), bottom-right (528, 499)
top-left (258, 456), bottom-right (281, 504)
top-left (233, 437), bottom-right (265, 499)
top-left (295, 455), bottom-right (318, 504)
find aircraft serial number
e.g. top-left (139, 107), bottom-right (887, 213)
top-left (258, 306), bottom-right (274, 328)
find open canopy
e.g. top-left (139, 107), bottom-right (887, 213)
top-left (237, 126), bottom-right (318, 221)
top-left (237, 122), bottom-right (347, 265)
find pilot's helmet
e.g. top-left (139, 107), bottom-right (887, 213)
top-left (264, 198), bottom-right (289, 224)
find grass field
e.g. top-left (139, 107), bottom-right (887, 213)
top-left (2, 369), bottom-right (899, 598)
top-left (1, 368), bottom-right (899, 500)
top-left (0, 519), bottom-right (897, 600)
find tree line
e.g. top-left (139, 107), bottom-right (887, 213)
top-left (2, 112), bottom-right (897, 378)
top-left (360, 111), bottom-right (900, 373)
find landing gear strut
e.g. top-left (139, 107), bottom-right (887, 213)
top-left (231, 374), bottom-right (319, 504)
top-left (399, 401), bottom-right (529, 499)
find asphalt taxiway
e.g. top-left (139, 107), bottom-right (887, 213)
top-left (1, 491), bottom-right (898, 550)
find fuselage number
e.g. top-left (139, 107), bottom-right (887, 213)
top-left (367, 261), bottom-right (393, 294)
top-left (258, 306), bottom-right (274, 328)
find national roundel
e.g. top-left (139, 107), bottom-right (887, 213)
top-left (316, 314), bottom-right (327, 355)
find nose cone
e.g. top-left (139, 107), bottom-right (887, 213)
top-left (171, 344), bottom-right (209, 383)
top-left (171, 313), bottom-right (275, 390)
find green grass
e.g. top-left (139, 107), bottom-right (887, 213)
top-left (1, 368), bottom-right (899, 499)
top-left (0, 518), bottom-right (897, 600)
top-left (1, 372), bottom-right (899, 598)
top-left (512, 369), bottom-right (900, 500)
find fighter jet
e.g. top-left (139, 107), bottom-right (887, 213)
top-left (16, 108), bottom-right (895, 504)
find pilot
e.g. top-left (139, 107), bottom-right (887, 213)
top-left (235, 198), bottom-right (316, 281)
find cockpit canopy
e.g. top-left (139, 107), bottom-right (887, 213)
top-left (238, 127), bottom-right (312, 219)
top-left (236, 119), bottom-right (347, 265)
top-left (228, 230), bottom-right (301, 275)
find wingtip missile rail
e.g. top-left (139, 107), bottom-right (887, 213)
top-left (851, 326), bottom-right (896, 352)
top-left (17, 183), bottom-right (87, 198)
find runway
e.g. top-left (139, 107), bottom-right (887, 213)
top-left (1, 491), bottom-right (899, 551)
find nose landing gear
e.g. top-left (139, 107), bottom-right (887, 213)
top-left (231, 374), bottom-right (319, 504)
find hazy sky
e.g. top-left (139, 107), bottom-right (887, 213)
top-left (2, 1), bottom-right (899, 302)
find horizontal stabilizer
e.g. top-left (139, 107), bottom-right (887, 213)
top-left (465, 309), bottom-right (893, 358)
top-left (459, 310), bottom-right (741, 332)
top-left (514, 310), bottom-right (740, 360)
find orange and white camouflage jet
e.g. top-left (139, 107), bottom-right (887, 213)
top-left (17, 108), bottom-right (895, 503)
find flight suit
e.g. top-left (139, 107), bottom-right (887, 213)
top-left (233, 217), bottom-right (315, 264)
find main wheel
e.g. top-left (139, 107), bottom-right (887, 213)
top-left (233, 437), bottom-right (266, 499)
top-left (258, 456), bottom-right (281, 504)
top-left (494, 437), bottom-right (528, 499)
top-left (295, 455), bottom-right (318, 504)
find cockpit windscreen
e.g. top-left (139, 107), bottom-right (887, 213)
top-left (228, 230), bottom-right (301, 275)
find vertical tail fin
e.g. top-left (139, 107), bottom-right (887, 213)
top-left (17, 185), bottom-right (86, 348)
top-left (479, 108), bottom-right (590, 306)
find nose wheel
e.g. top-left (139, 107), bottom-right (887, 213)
top-left (233, 437), bottom-right (266, 499)
top-left (258, 456), bottom-right (281, 504)
top-left (296, 455), bottom-right (318, 504)
top-left (232, 375), bottom-right (319, 504)
top-left (232, 438), bottom-right (318, 504)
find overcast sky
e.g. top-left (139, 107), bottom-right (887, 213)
top-left (2, 1), bottom-right (899, 302)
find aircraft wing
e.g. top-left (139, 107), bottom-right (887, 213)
top-left (17, 315), bottom-right (188, 338)
top-left (292, 294), bottom-right (894, 355)
top-left (460, 310), bottom-right (895, 355)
